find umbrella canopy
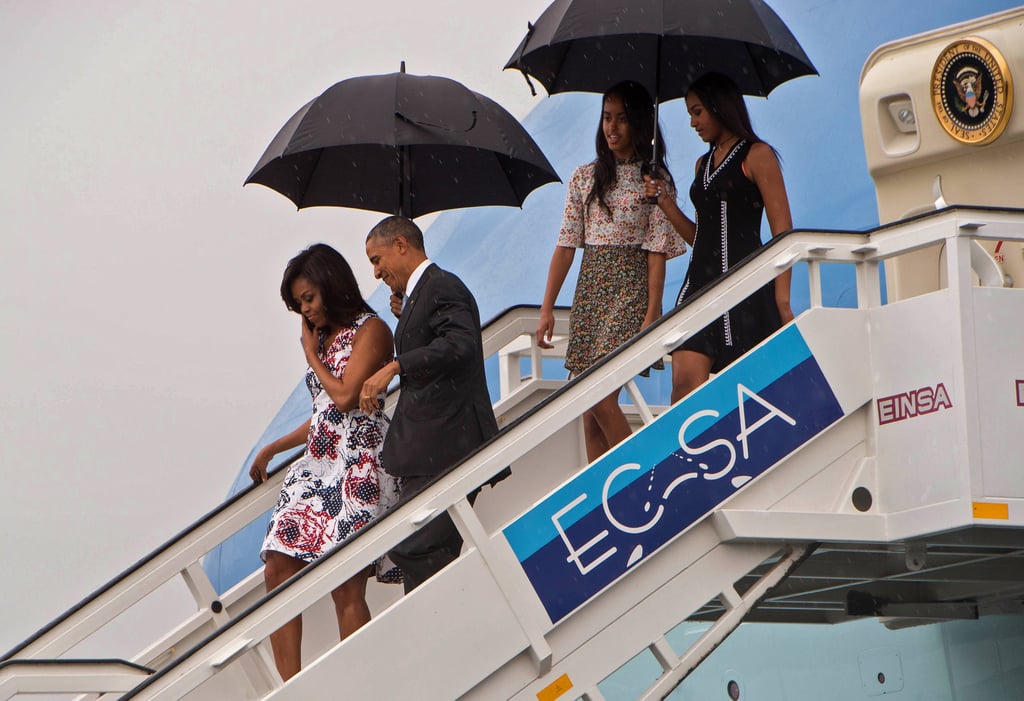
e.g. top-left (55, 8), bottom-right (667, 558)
top-left (245, 69), bottom-right (560, 219)
top-left (505, 0), bottom-right (817, 101)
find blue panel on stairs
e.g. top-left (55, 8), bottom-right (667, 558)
top-left (504, 325), bottom-right (845, 623)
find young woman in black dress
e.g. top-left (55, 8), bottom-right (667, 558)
top-left (645, 72), bottom-right (794, 403)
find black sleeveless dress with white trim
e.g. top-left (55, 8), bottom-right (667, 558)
top-left (676, 139), bottom-right (782, 373)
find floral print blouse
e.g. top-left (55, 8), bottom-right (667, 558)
top-left (557, 160), bottom-right (686, 258)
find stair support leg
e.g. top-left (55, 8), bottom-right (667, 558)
top-left (623, 380), bottom-right (655, 425)
top-left (450, 499), bottom-right (554, 674)
top-left (638, 544), bottom-right (812, 701)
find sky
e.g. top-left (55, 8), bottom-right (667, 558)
top-left (0, 0), bottom-right (552, 652)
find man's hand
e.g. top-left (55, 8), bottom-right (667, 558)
top-left (360, 360), bottom-right (400, 414)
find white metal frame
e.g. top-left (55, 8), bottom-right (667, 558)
top-left (2, 207), bottom-right (1022, 701)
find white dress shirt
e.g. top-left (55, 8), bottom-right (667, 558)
top-left (403, 258), bottom-right (432, 307)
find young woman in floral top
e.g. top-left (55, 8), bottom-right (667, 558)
top-left (536, 81), bottom-right (686, 463)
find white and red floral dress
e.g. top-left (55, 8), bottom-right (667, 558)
top-left (261, 312), bottom-right (401, 582)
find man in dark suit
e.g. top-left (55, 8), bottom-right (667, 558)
top-left (358, 215), bottom-right (499, 593)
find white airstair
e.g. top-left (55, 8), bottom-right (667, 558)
top-left (3, 206), bottom-right (1023, 701)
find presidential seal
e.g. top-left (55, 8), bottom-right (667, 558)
top-left (931, 36), bottom-right (1013, 145)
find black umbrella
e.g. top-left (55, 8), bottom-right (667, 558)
top-left (505, 0), bottom-right (817, 100)
top-left (505, 0), bottom-right (817, 173)
top-left (245, 65), bottom-right (560, 219)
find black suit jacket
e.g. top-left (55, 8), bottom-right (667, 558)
top-left (382, 264), bottom-right (499, 479)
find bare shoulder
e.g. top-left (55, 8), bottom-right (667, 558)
top-left (745, 142), bottom-right (783, 179)
top-left (746, 142), bottom-right (780, 167)
top-left (354, 315), bottom-right (394, 346)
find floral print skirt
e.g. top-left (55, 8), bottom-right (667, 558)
top-left (260, 414), bottom-right (402, 583)
top-left (565, 244), bottom-right (660, 375)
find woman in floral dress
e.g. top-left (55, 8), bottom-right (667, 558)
top-left (536, 81), bottom-right (686, 463)
top-left (249, 243), bottom-right (400, 681)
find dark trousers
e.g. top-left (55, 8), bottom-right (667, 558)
top-left (389, 474), bottom-right (475, 594)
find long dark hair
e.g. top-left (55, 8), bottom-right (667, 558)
top-left (687, 72), bottom-right (776, 155)
top-left (587, 81), bottom-right (672, 216)
top-left (280, 243), bottom-right (372, 327)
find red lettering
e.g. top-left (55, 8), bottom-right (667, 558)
top-left (916, 386), bottom-right (934, 413)
top-left (898, 393), bottom-right (916, 420)
top-left (878, 397), bottom-right (896, 424)
top-left (877, 383), bottom-right (954, 426)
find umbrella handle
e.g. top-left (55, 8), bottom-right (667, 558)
top-left (645, 45), bottom-right (662, 206)
top-left (642, 161), bottom-right (660, 206)
top-left (519, 70), bottom-right (538, 98)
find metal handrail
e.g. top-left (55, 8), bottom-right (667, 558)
top-left (1, 448), bottom-right (299, 662)
top-left (117, 234), bottom-right (838, 696)
top-left (1, 307), bottom-right (573, 664)
top-left (7, 206), bottom-right (1024, 699)
top-left (124, 207), bottom-right (1024, 698)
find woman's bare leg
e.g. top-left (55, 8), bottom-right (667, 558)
top-left (330, 567), bottom-right (371, 640)
top-left (671, 350), bottom-right (715, 404)
top-left (264, 551), bottom-right (306, 681)
top-left (583, 390), bottom-right (632, 463)
top-left (582, 409), bottom-right (609, 463)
